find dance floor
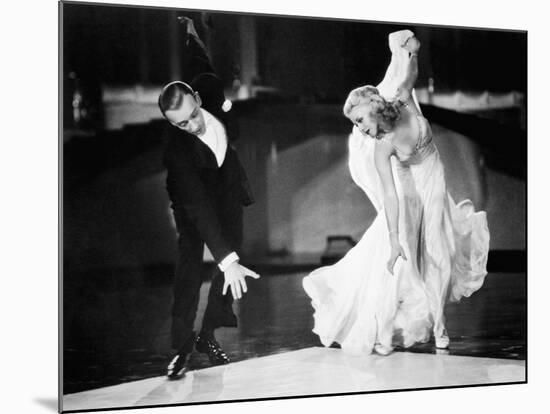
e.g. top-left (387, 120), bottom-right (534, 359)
top-left (62, 269), bottom-right (526, 411)
top-left (62, 347), bottom-right (525, 412)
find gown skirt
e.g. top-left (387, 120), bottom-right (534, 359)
top-left (302, 129), bottom-right (490, 355)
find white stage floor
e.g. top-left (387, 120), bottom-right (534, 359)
top-left (63, 347), bottom-right (525, 412)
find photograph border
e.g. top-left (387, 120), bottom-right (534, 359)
top-left (57, 0), bottom-right (530, 413)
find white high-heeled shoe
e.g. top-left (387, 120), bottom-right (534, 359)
top-left (374, 343), bottom-right (393, 356)
top-left (434, 334), bottom-right (450, 349)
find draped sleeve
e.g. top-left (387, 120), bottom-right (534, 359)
top-left (348, 125), bottom-right (385, 212)
top-left (377, 29), bottom-right (422, 112)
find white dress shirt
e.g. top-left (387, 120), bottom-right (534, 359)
top-left (198, 108), bottom-right (239, 271)
top-left (198, 108), bottom-right (228, 167)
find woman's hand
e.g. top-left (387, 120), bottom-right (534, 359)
top-left (387, 242), bottom-right (407, 275)
top-left (403, 36), bottom-right (421, 54)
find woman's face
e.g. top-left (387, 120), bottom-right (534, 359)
top-left (349, 103), bottom-right (378, 138)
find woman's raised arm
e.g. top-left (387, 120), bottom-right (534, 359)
top-left (378, 30), bottom-right (420, 104)
top-left (394, 34), bottom-right (420, 102)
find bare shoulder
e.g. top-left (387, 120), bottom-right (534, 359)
top-left (374, 136), bottom-right (395, 158)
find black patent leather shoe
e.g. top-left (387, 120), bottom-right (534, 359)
top-left (166, 351), bottom-right (190, 380)
top-left (195, 334), bottom-right (231, 365)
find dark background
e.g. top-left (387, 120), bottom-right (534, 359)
top-left (62, 3), bottom-right (526, 130)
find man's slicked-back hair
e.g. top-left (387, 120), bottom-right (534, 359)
top-left (158, 81), bottom-right (195, 118)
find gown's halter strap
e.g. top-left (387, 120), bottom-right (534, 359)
top-left (381, 99), bottom-right (427, 156)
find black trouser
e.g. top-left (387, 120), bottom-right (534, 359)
top-left (170, 206), bottom-right (243, 353)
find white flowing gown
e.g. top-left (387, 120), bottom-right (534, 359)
top-left (302, 31), bottom-right (490, 355)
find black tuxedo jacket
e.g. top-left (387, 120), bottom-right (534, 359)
top-left (163, 80), bottom-right (254, 264)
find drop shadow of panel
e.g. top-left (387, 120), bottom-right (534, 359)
top-left (33, 398), bottom-right (58, 412)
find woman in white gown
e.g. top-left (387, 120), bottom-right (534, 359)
top-left (302, 30), bottom-right (490, 356)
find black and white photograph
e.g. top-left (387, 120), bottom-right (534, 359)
top-left (53, 0), bottom-right (533, 412)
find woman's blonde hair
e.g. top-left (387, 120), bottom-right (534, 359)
top-left (343, 85), bottom-right (401, 130)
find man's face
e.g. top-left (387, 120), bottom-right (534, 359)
top-left (165, 93), bottom-right (206, 136)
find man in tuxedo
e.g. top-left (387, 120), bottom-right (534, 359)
top-left (158, 16), bottom-right (259, 379)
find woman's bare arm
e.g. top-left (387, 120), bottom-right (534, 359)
top-left (374, 142), bottom-right (399, 235)
top-left (374, 141), bottom-right (407, 274)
